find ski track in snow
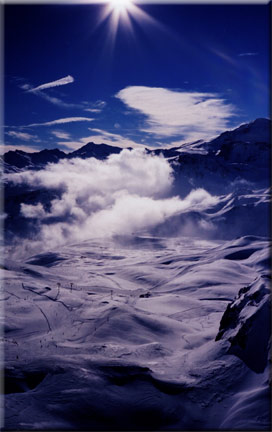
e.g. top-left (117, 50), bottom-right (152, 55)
top-left (2, 234), bottom-right (271, 430)
top-left (2, 121), bottom-right (271, 430)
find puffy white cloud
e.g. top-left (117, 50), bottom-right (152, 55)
top-left (21, 203), bottom-right (47, 218)
top-left (8, 149), bottom-right (219, 251)
top-left (116, 86), bottom-right (235, 143)
top-left (11, 149), bottom-right (172, 195)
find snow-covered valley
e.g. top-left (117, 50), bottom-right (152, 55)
top-left (1, 118), bottom-right (271, 430)
top-left (2, 235), bottom-right (271, 430)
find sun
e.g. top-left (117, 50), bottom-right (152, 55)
top-left (109, 0), bottom-right (134, 14)
top-left (97, 0), bottom-right (136, 45)
top-left (107, 0), bottom-right (135, 21)
top-left (94, 0), bottom-right (164, 53)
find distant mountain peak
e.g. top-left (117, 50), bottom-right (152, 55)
top-left (2, 118), bottom-right (270, 172)
top-left (69, 141), bottom-right (123, 160)
top-left (206, 117), bottom-right (271, 156)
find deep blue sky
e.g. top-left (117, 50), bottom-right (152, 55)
top-left (4, 2), bottom-right (270, 152)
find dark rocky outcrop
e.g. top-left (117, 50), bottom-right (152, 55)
top-left (216, 276), bottom-right (271, 373)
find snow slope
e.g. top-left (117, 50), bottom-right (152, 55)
top-left (2, 235), bottom-right (270, 430)
top-left (1, 118), bottom-right (271, 430)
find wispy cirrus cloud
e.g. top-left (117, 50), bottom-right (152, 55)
top-left (51, 130), bottom-right (72, 140)
top-left (84, 108), bottom-right (102, 113)
top-left (56, 128), bottom-right (142, 151)
top-left (88, 128), bottom-right (143, 148)
top-left (21, 117), bottom-right (94, 128)
top-left (32, 91), bottom-right (81, 109)
top-left (83, 100), bottom-right (107, 114)
top-left (27, 75), bottom-right (74, 93)
top-left (21, 75), bottom-right (79, 108)
top-left (0, 144), bottom-right (39, 155)
top-left (5, 131), bottom-right (40, 141)
top-left (21, 78), bottom-right (106, 111)
top-left (116, 86), bottom-right (235, 143)
top-left (238, 52), bottom-right (258, 57)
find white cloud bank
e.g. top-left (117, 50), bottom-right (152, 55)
top-left (116, 86), bottom-right (235, 143)
top-left (8, 149), bottom-right (218, 252)
top-left (27, 75), bottom-right (74, 93)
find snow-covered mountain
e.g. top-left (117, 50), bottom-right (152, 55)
top-left (3, 118), bottom-right (270, 173)
top-left (2, 142), bottom-right (123, 173)
top-left (3, 118), bottom-right (270, 242)
top-left (2, 148), bottom-right (67, 173)
top-left (207, 118), bottom-right (270, 155)
top-left (2, 118), bottom-right (271, 430)
top-left (69, 142), bottom-right (123, 160)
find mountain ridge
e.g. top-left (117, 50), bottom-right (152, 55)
top-left (2, 117), bottom-right (270, 173)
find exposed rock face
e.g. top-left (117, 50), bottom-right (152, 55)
top-left (68, 142), bottom-right (122, 160)
top-left (216, 276), bottom-right (271, 373)
top-left (3, 148), bottom-right (67, 172)
top-left (2, 143), bottom-right (123, 172)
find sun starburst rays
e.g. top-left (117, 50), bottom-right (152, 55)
top-left (106, 0), bottom-right (136, 35)
top-left (93, 0), bottom-right (165, 51)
